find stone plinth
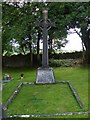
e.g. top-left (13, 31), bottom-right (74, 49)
top-left (36, 67), bottom-right (55, 84)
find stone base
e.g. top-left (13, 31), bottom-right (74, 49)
top-left (36, 67), bottom-right (55, 84)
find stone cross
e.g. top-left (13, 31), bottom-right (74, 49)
top-left (39, 10), bottom-right (53, 68)
top-left (36, 10), bottom-right (55, 84)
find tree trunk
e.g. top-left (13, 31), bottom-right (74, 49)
top-left (81, 42), bottom-right (85, 63)
top-left (28, 34), bottom-right (33, 67)
top-left (37, 31), bottom-right (40, 55)
top-left (50, 38), bottom-right (53, 50)
top-left (21, 44), bottom-right (25, 55)
top-left (37, 31), bottom-right (41, 66)
top-left (81, 27), bottom-right (90, 64)
top-left (48, 38), bottom-right (53, 54)
top-left (28, 42), bottom-right (33, 67)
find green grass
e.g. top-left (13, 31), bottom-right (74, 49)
top-left (7, 84), bottom-right (82, 115)
top-left (54, 67), bottom-right (88, 110)
top-left (2, 67), bottom-right (89, 118)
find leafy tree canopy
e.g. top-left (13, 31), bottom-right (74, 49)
top-left (2, 2), bottom-right (90, 58)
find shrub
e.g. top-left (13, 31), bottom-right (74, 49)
top-left (49, 59), bottom-right (61, 67)
top-left (49, 59), bottom-right (82, 67)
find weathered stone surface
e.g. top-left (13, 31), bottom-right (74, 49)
top-left (35, 10), bottom-right (55, 84)
top-left (2, 105), bottom-right (7, 119)
top-left (67, 81), bottom-right (85, 110)
top-left (23, 82), bottom-right (34, 85)
top-left (2, 80), bottom-right (11, 83)
top-left (36, 67), bottom-right (55, 84)
top-left (7, 111), bottom-right (89, 118)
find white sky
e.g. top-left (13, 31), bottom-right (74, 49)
top-left (61, 30), bottom-right (82, 52)
top-left (40, 31), bottom-right (83, 52)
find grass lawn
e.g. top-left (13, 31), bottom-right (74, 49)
top-left (2, 66), bottom-right (89, 118)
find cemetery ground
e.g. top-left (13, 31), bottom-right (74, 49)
top-left (2, 66), bottom-right (89, 118)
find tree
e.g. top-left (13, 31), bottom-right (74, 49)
top-left (2, 2), bottom-right (68, 55)
top-left (2, 2), bottom-right (90, 64)
top-left (47, 2), bottom-right (90, 63)
top-left (65, 3), bottom-right (90, 64)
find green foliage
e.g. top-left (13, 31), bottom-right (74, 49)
top-left (49, 59), bottom-right (61, 67)
top-left (49, 59), bottom-right (82, 67)
top-left (2, 2), bottom-right (90, 56)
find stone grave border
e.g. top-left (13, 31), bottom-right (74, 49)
top-left (2, 81), bottom-right (89, 118)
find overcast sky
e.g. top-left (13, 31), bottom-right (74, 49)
top-left (61, 29), bottom-right (82, 52)
top-left (40, 31), bottom-right (82, 52)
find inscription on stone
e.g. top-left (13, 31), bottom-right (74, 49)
top-left (36, 68), bottom-right (55, 84)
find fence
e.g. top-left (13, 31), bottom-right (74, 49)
top-left (2, 52), bottom-right (83, 68)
